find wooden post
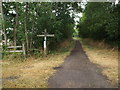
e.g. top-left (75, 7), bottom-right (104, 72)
top-left (22, 43), bottom-right (26, 58)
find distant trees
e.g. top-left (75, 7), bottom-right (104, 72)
top-left (2, 2), bottom-right (81, 52)
top-left (78, 2), bottom-right (120, 47)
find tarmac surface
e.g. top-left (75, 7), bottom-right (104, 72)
top-left (48, 40), bottom-right (112, 88)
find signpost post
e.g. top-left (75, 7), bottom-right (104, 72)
top-left (37, 29), bottom-right (54, 55)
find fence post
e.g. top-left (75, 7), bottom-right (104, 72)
top-left (22, 43), bottom-right (26, 58)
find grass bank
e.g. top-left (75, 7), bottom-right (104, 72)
top-left (2, 39), bottom-right (74, 88)
top-left (80, 38), bottom-right (118, 87)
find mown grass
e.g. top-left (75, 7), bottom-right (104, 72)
top-left (2, 39), bottom-right (74, 88)
top-left (80, 38), bottom-right (118, 87)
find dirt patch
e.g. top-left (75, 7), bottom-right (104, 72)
top-left (53, 66), bottom-right (62, 70)
top-left (22, 66), bottom-right (34, 69)
top-left (2, 76), bottom-right (20, 81)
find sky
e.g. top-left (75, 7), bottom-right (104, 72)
top-left (73, 1), bottom-right (86, 27)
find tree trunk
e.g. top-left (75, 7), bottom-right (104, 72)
top-left (25, 2), bottom-right (29, 52)
top-left (13, 3), bottom-right (18, 47)
top-left (30, 23), bottom-right (34, 49)
top-left (0, 1), bottom-right (7, 46)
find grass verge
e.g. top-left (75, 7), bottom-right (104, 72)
top-left (80, 38), bottom-right (118, 87)
top-left (2, 39), bottom-right (74, 88)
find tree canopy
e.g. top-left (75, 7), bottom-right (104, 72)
top-left (1, 2), bottom-right (81, 53)
top-left (1, 2), bottom-right (119, 55)
top-left (78, 2), bottom-right (120, 47)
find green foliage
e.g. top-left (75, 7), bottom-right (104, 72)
top-left (78, 2), bottom-right (119, 47)
top-left (2, 2), bottom-right (81, 53)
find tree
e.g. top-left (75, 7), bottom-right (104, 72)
top-left (13, 3), bottom-right (18, 47)
top-left (78, 2), bottom-right (119, 47)
top-left (2, 2), bottom-right (82, 54)
top-left (1, 1), bottom-right (7, 45)
top-left (25, 2), bottom-right (29, 52)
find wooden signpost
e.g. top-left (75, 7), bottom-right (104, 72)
top-left (37, 29), bottom-right (54, 55)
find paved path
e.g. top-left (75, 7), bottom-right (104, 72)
top-left (48, 40), bottom-right (112, 88)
